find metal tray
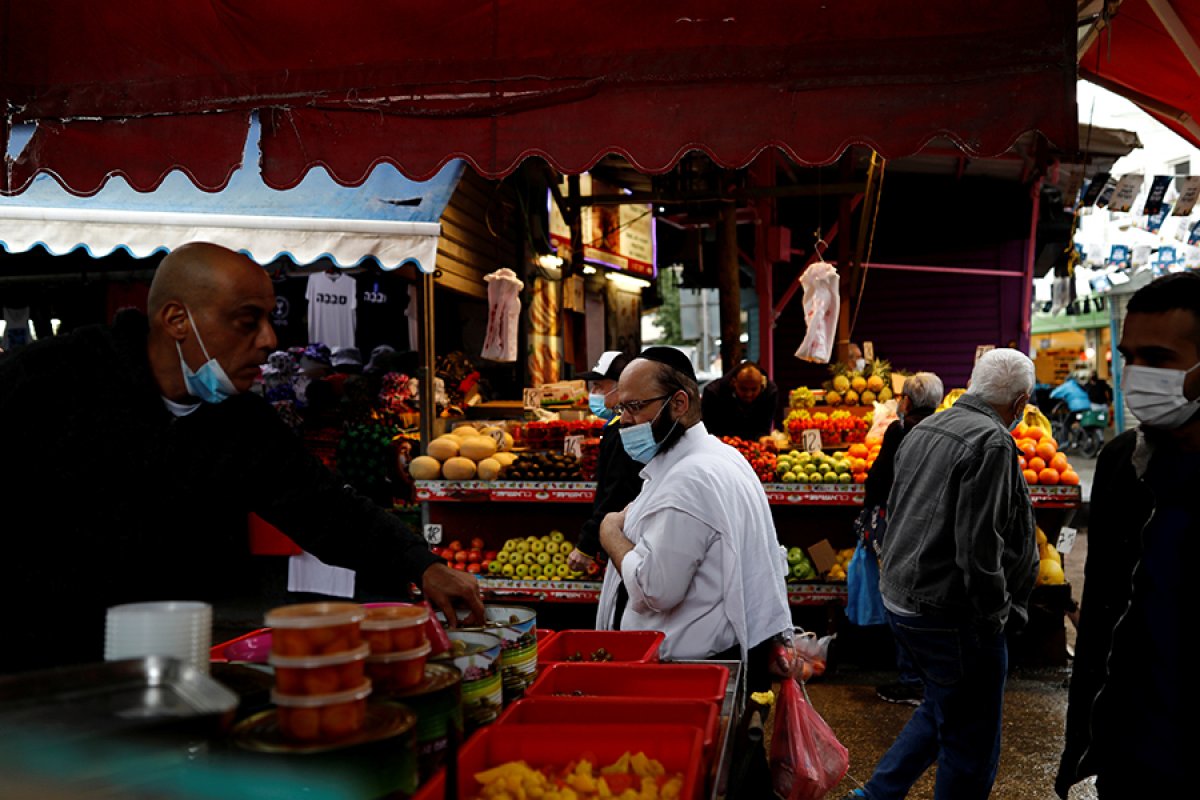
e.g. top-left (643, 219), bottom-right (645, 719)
top-left (0, 656), bottom-right (238, 739)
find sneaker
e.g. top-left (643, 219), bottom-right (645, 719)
top-left (838, 790), bottom-right (868, 799)
top-left (876, 682), bottom-right (923, 706)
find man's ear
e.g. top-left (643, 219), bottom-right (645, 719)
top-left (158, 302), bottom-right (191, 342)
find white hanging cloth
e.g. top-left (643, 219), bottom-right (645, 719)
top-left (793, 261), bottom-right (841, 364)
top-left (481, 268), bottom-right (525, 362)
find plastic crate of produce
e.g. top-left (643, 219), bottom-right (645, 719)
top-left (537, 629), bottom-right (665, 665)
top-left (495, 696), bottom-right (718, 758)
top-left (524, 663), bottom-right (728, 705)
top-left (411, 722), bottom-right (703, 800)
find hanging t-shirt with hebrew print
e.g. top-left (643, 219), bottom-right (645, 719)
top-left (306, 272), bottom-right (356, 349)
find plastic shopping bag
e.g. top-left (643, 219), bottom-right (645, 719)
top-left (770, 676), bottom-right (850, 800)
top-left (793, 261), bottom-right (840, 363)
top-left (845, 534), bottom-right (887, 626)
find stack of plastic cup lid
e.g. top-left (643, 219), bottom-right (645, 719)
top-left (104, 601), bottom-right (213, 674)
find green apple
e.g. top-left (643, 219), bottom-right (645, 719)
top-left (514, 563), bottom-right (529, 578)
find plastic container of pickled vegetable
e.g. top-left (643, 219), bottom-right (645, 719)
top-left (365, 640), bottom-right (433, 692)
top-left (270, 643), bottom-right (370, 696)
top-left (265, 602), bottom-right (364, 657)
top-left (271, 680), bottom-right (372, 742)
top-left (362, 603), bottom-right (430, 654)
top-left (410, 722), bottom-right (703, 800)
top-left (536, 630), bottom-right (664, 666)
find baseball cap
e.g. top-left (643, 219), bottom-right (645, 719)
top-left (332, 346), bottom-right (363, 368)
top-left (637, 346), bottom-right (697, 383)
top-left (578, 351), bottom-right (631, 381)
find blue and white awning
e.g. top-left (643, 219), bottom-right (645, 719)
top-left (0, 120), bottom-right (463, 272)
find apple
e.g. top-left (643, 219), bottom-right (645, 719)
top-left (467, 563), bottom-right (481, 574)
top-left (549, 530), bottom-right (565, 543)
top-left (467, 550), bottom-right (482, 564)
top-left (447, 540), bottom-right (463, 552)
top-left (488, 561), bottom-right (502, 574)
top-left (484, 550), bottom-right (499, 562)
top-left (470, 537), bottom-right (485, 550)
top-left (454, 550), bottom-right (469, 564)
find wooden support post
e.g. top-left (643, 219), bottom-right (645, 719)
top-left (717, 198), bottom-right (742, 373)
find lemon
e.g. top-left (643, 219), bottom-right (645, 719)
top-left (1038, 558), bottom-right (1065, 585)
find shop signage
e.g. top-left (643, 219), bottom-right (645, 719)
top-left (549, 173), bottom-right (655, 278)
top-left (1141, 175), bottom-right (1173, 218)
top-left (1144, 202), bottom-right (1171, 233)
top-left (1173, 176), bottom-right (1200, 216)
top-left (1106, 174), bottom-right (1144, 212)
top-left (1079, 171), bottom-right (1110, 207)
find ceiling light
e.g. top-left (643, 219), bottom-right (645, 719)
top-left (605, 272), bottom-right (652, 291)
top-left (537, 254), bottom-right (564, 269)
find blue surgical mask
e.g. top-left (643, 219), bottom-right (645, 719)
top-left (619, 398), bottom-right (678, 464)
top-left (177, 308), bottom-right (239, 404)
top-left (589, 393), bottom-right (616, 421)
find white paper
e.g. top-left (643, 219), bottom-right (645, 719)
top-left (288, 550), bottom-right (356, 598)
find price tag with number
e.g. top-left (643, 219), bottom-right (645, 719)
top-left (423, 524), bottom-right (443, 545)
top-left (1056, 526), bottom-right (1077, 556)
top-left (801, 429), bottom-right (823, 453)
top-left (563, 435), bottom-right (584, 460)
top-left (523, 388), bottom-right (542, 411)
top-left (488, 428), bottom-right (506, 448)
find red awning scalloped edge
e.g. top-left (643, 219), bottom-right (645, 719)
top-left (2, 0), bottom-right (1077, 196)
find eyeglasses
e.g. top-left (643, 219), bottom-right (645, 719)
top-left (613, 394), bottom-right (670, 415)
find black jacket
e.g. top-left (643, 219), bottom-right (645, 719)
top-left (1055, 429), bottom-right (1189, 796)
top-left (576, 418), bottom-right (643, 560)
top-left (0, 314), bottom-right (437, 672)
top-left (701, 370), bottom-right (781, 441)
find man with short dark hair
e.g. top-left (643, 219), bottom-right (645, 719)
top-left (595, 347), bottom-right (792, 691)
top-left (1056, 272), bottom-right (1198, 798)
top-left (0, 242), bottom-right (484, 672)
top-left (700, 360), bottom-right (782, 440)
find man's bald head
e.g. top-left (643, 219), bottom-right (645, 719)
top-left (148, 242), bottom-right (262, 316)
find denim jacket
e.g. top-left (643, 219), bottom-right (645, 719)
top-left (879, 393), bottom-right (1037, 633)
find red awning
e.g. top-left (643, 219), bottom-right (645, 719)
top-left (1079, 0), bottom-right (1200, 149)
top-left (2, 1), bottom-right (1077, 196)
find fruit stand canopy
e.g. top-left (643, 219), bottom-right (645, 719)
top-left (1, 0), bottom-right (1077, 197)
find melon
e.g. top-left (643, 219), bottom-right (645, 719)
top-left (441, 457), bottom-right (477, 481)
top-left (492, 451), bottom-right (518, 467)
top-left (426, 436), bottom-right (460, 462)
top-left (499, 432), bottom-right (514, 451)
top-left (450, 425), bottom-right (479, 437)
top-left (866, 375), bottom-right (885, 393)
top-left (459, 435), bottom-right (499, 462)
top-left (408, 455), bottom-right (442, 480)
top-left (476, 458), bottom-right (502, 481)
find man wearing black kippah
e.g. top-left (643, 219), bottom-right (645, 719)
top-left (594, 347), bottom-right (793, 692)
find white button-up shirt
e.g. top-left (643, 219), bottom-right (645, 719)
top-left (596, 422), bottom-right (792, 661)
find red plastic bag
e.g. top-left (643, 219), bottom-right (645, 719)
top-left (770, 676), bottom-right (849, 800)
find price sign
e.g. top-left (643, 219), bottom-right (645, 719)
top-left (801, 429), bottom-right (823, 453)
top-left (863, 341), bottom-right (874, 362)
top-left (1056, 526), bottom-right (1077, 556)
top-left (563, 435), bottom-right (584, 460)
top-left (487, 428), bottom-right (506, 448)
top-left (423, 524), bottom-right (443, 545)
top-left (974, 344), bottom-right (995, 364)
top-left (523, 388), bottom-right (542, 411)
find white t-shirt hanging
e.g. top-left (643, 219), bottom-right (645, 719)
top-left (306, 272), bottom-right (357, 349)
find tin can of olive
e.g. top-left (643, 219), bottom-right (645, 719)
top-left (438, 605), bottom-right (538, 703)
top-left (385, 662), bottom-right (462, 783)
top-left (430, 631), bottom-right (503, 732)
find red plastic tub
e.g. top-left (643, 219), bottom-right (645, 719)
top-left (411, 722), bottom-right (704, 800)
top-left (495, 696), bottom-right (718, 758)
top-left (524, 663), bottom-right (729, 705)
top-left (537, 630), bottom-right (664, 665)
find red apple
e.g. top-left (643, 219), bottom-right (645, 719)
top-left (467, 563), bottom-right (482, 574)
top-left (484, 550), bottom-right (499, 562)
top-left (467, 550), bottom-right (482, 564)
top-left (470, 537), bottom-right (486, 550)
top-left (454, 550), bottom-right (469, 564)
top-left (447, 540), bottom-right (463, 552)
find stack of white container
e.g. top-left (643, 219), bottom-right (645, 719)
top-left (104, 601), bottom-right (212, 673)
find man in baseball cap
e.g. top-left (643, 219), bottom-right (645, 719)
top-left (568, 351), bottom-right (644, 575)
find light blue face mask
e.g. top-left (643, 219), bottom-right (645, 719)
top-left (619, 396), bottom-right (678, 464)
top-left (589, 393), bottom-right (616, 421)
top-left (177, 308), bottom-right (239, 404)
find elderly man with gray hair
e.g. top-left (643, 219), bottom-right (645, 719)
top-left (843, 349), bottom-right (1037, 800)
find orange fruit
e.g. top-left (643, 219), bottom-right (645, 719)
top-left (1023, 469), bottom-right (1039, 485)
top-left (848, 443), bottom-right (869, 459)
top-left (1026, 427), bottom-right (1044, 442)
top-left (1038, 467), bottom-right (1060, 485)
top-left (1017, 441), bottom-right (1037, 460)
top-left (1035, 441), bottom-right (1057, 461)
top-left (1012, 423), bottom-right (1029, 439)
top-left (1018, 455), bottom-right (1027, 470)
top-left (1028, 457), bottom-right (1047, 473)
top-left (1049, 453), bottom-right (1069, 473)
top-left (1059, 469), bottom-right (1080, 485)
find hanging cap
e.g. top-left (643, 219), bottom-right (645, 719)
top-left (578, 351), bottom-right (631, 381)
top-left (636, 346), bottom-right (698, 383)
top-left (332, 346), bottom-right (362, 368)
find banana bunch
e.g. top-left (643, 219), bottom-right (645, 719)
top-left (936, 388), bottom-right (967, 413)
top-left (1023, 405), bottom-right (1053, 435)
